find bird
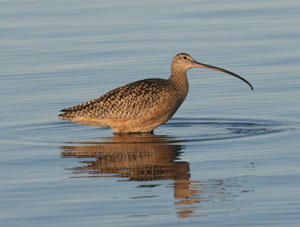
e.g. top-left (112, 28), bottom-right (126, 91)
top-left (59, 53), bottom-right (253, 133)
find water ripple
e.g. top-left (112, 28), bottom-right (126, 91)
top-left (159, 117), bottom-right (292, 142)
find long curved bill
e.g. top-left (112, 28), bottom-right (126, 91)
top-left (193, 61), bottom-right (254, 90)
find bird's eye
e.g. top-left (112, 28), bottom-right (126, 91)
top-left (183, 56), bottom-right (187, 60)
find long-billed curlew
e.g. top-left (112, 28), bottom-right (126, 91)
top-left (59, 53), bottom-right (253, 133)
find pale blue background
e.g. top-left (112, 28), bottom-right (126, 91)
top-left (1, 1), bottom-right (300, 226)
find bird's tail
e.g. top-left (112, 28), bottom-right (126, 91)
top-left (59, 109), bottom-right (76, 120)
top-left (58, 99), bottom-right (98, 121)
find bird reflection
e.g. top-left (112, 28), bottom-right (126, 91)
top-left (61, 134), bottom-right (189, 181)
top-left (61, 134), bottom-right (224, 218)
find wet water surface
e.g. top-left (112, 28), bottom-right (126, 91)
top-left (1, 0), bottom-right (300, 226)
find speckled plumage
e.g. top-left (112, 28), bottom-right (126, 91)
top-left (59, 53), bottom-right (253, 133)
top-left (60, 78), bottom-right (184, 133)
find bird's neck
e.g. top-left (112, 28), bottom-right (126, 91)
top-left (169, 69), bottom-right (189, 97)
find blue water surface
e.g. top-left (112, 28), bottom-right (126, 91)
top-left (1, 0), bottom-right (300, 226)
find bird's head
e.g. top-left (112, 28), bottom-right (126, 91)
top-left (171, 53), bottom-right (253, 90)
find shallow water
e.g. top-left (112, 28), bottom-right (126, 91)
top-left (1, 0), bottom-right (300, 226)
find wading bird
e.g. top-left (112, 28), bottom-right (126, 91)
top-left (59, 53), bottom-right (253, 133)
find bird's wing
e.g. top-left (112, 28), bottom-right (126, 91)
top-left (59, 78), bottom-right (173, 120)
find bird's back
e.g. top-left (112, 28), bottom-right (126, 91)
top-left (59, 78), bottom-right (177, 122)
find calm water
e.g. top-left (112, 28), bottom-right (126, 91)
top-left (1, 0), bottom-right (300, 226)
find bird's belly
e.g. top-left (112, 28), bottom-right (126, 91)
top-left (111, 103), bottom-right (183, 133)
top-left (109, 112), bottom-right (171, 133)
